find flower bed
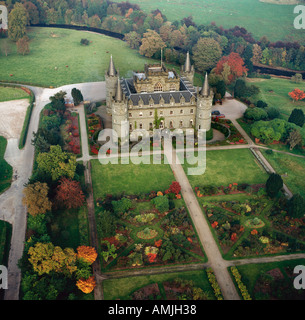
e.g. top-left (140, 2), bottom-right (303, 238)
top-left (137, 228), bottom-right (158, 240)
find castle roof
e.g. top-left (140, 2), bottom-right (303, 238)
top-left (107, 55), bottom-right (117, 76)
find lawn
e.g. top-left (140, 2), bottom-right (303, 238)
top-left (0, 27), bottom-right (202, 88)
top-left (102, 269), bottom-right (214, 300)
top-left (247, 77), bottom-right (305, 119)
top-left (182, 149), bottom-right (268, 188)
top-left (0, 86), bottom-right (30, 102)
top-left (91, 157), bottom-right (175, 198)
top-left (263, 150), bottom-right (305, 198)
top-left (115, 0), bottom-right (304, 43)
top-left (0, 136), bottom-right (13, 194)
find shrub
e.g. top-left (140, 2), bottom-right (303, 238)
top-left (266, 173), bottom-right (283, 198)
top-left (152, 195), bottom-right (169, 213)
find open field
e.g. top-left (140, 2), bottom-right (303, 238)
top-left (247, 77), bottom-right (305, 118)
top-left (91, 157), bottom-right (175, 198)
top-left (182, 149), bottom-right (268, 188)
top-left (0, 27), bottom-right (202, 88)
top-left (115, 0), bottom-right (304, 42)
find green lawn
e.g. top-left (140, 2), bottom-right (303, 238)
top-left (0, 27), bottom-right (202, 88)
top-left (102, 269), bottom-right (213, 300)
top-left (263, 150), bottom-right (305, 198)
top-left (0, 86), bottom-right (30, 102)
top-left (0, 136), bottom-right (13, 194)
top-left (247, 77), bottom-right (305, 118)
top-left (182, 149), bottom-right (268, 188)
top-left (91, 157), bottom-right (175, 198)
top-left (116, 0), bottom-right (304, 43)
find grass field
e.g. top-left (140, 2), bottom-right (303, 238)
top-left (91, 157), bottom-right (175, 198)
top-left (247, 77), bottom-right (305, 118)
top-left (182, 149), bottom-right (268, 187)
top-left (116, 0), bottom-right (303, 43)
top-left (0, 27), bottom-right (203, 88)
top-left (263, 150), bottom-right (305, 198)
top-left (0, 136), bottom-right (13, 194)
top-left (0, 86), bottom-right (30, 102)
top-left (102, 269), bottom-right (213, 300)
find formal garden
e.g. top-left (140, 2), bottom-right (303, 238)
top-left (201, 191), bottom-right (305, 260)
top-left (95, 181), bottom-right (206, 272)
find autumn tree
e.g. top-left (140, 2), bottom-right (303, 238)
top-left (28, 242), bottom-right (77, 276)
top-left (8, 3), bottom-right (27, 41)
top-left (289, 88), bottom-right (305, 102)
top-left (22, 182), bottom-right (52, 216)
top-left (139, 29), bottom-right (166, 58)
top-left (215, 52), bottom-right (248, 84)
top-left (16, 35), bottom-right (30, 55)
top-left (168, 181), bottom-right (181, 195)
top-left (76, 276), bottom-right (96, 294)
top-left (55, 177), bottom-right (85, 209)
top-left (77, 246), bottom-right (97, 265)
top-left (124, 31), bottom-right (141, 49)
top-left (0, 39), bottom-right (11, 57)
top-left (192, 38), bottom-right (222, 73)
top-left (37, 145), bottom-right (77, 181)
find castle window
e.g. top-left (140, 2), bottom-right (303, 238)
top-left (180, 109), bottom-right (184, 114)
top-left (154, 82), bottom-right (163, 92)
top-left (170, 84), bottom-right (176, 92)
top-left (150, 111), bottom-right (153, 116)
top-left (170, 110), bottom-right (174, 115)
top-left (149, 123), bottom-right (153, 130)
top-left (179, 120), bottom-right (183, 128)
top-left (139, 112), bottom-right (143, 117)
top-left (190, 108), bottom-right (194, 114)
top-left (129, 113), bottom-right (132, 117)
top-left (190, 119), bottom-right (193, 127)
top-left (139, 123), bottom-right (143, 129)
top-left (160, 111), bottom-right (163, 116)
top-left (159, 121), bottom-right (164, 129)
top-left (169, 121), bottom-right (174, 129)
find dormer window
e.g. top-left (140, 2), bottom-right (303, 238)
top-left (154, 82), bottom-right (163, 92)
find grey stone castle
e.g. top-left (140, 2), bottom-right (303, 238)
top-left (105, 53), bottom-right (213, 140)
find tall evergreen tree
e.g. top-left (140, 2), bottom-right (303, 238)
top-left (288, 108), bottom-right (305, 127)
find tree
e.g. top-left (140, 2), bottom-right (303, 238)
top-left (215, 52), bottom-right (248, 84)
top-left (288, 108), bottom-right (305, 127)
top-left (256, 100), bottom-right (268, 108)
top-left (289, 88), bottom-right (305, 102)
top-left (139, 29), bottom-right (166, 58)
top-left (28, 242), bottom-right (77, 276)
top-left (124, 31), bottom-right (141, 49)
top-left (286, 129), bottom-right (303, 150)
top-left (192, 38), bottom-right (222, 72)
top-left (22, 182), bottom-right (52, 216)
top-left (287, 194), bottom-right (305, 218)
top-left (266, 173), bottom-right (283, 198)
top-left (55, 177), bottom-right (85, 209)
top-left (244, 107), bottom-right (268, 121)
top-left (37, 145), bottom-right (77, 181)
top-left (8, 3), bottom-right (27, 41)
top-left (96, 210), bottom-right (117, 238)
top-left (0, 39), bottom-right (11, 56)
top-left (16, 35), bottom-right (30, 55)
top-left (71, 88), bottom-right (83, 106)
top-left (152, 195), bottom-right (169, 213)
top-left (168, 181), bottom-right (181, 195)
top-left (49, 91), bottom-right (67, 112)
top-left (76, 276), bottom-right (96, 294)
top-left (77, 246), bottom-right (97, 265)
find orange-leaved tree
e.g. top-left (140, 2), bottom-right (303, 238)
top-left (76, 276), bottom-right (96, 294)
top-left (289, 88), bottom-right (305, 102)
top-left (77, 246), bottom-right (97, 265)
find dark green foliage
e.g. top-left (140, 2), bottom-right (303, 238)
top-left (96, 210), bottom-right (117, 238)
top-left (256, 100), bottom-right (268, 108)
top-left (244, 107), bottom-right (268, 121)
top-left (288, 108), bottom-right (305, 127)
top-left (80, 38), bottom-right (90, 46)
top-left (215, 80), bottom-right (226, 99)
top-left (49, 91), bottom-right (67, 112)
top-left (266, 173), bottom-right (283, 198)
top-left (71, 88), bottom-right (84, 106)
top-left (287, 193), bottom-right (305, 218)
top-left (266, 106), bottom-right (280, 119)
top-left (152, 195), bottom-right (169, 213)
top-left (111, 198), bottom-right (132, 215)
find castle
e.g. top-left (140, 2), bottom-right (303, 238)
top-left (105, 53), bottom-right (213, 141)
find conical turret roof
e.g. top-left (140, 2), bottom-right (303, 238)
top-left (184, 51), bottom-right (191, 73)
top-left (200, 72), bottom-right (210, 96)
top-left (108, 55), bottom-right (117, 76)
top-left (115, 71), bottom-right (123, 102)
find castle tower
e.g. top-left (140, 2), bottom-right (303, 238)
top-left (181, 51), bottom-right (195, 85)
top-left (105, 55), bottom-right (118, 114)
top-left (196, 73), bottom-right (213, 131)
top-left (111, 74), bottom-right (129, 144)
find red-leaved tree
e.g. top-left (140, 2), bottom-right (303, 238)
top-left (215, 52), bottom-right (248, 84)
top-left (55, 177), bottom-right (85, 209)
top-left (289, 88), bottom-right (305, 102)
top-left (168, 181), bottom-right (181, 195)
